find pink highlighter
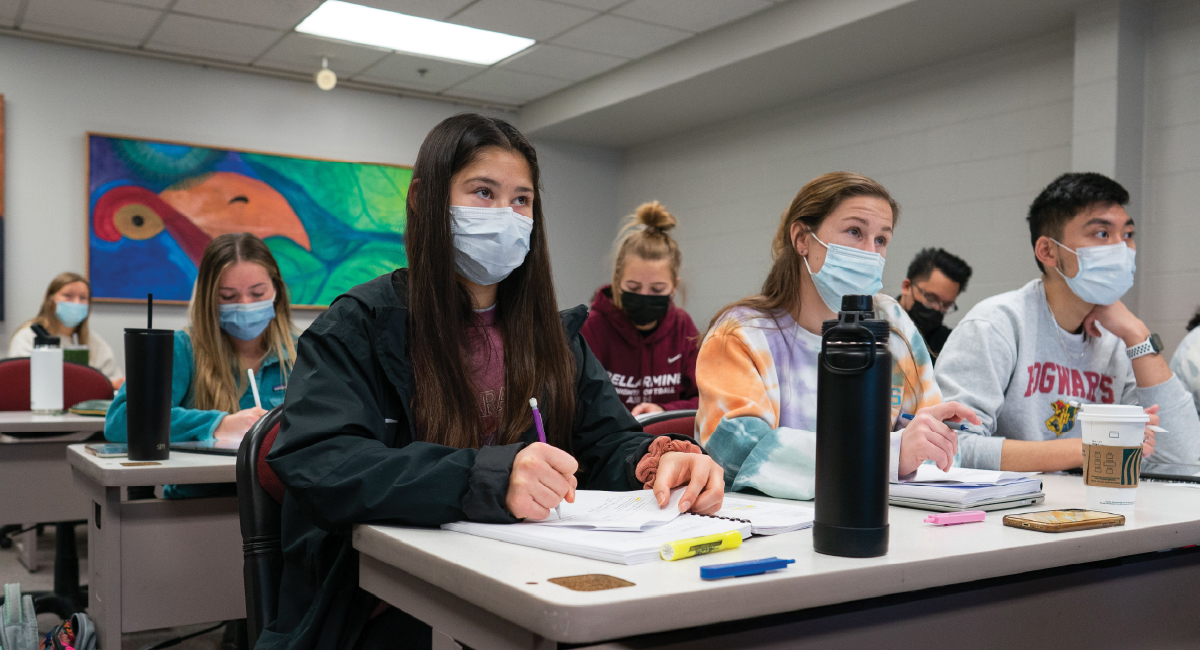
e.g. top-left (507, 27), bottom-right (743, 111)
top-left (923, 511), bottom-right (986, 526)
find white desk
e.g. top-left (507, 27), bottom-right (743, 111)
top-left (0, 412), bottom-right (106, 571)
top-left (66, 444), bottom-right (244, 650)
top-left (354, 475), bottom-right (1200, 649)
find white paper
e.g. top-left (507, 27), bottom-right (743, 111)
top-left (530, 489), bottom-right (684, 532)
top-left (715, 497), bottom-right (815, 535)
top-left (904, 465), bottom-right (1038, 486)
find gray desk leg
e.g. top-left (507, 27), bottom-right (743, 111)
top-left (88, 486), bottom-right (123, 650)
top-left (359, 555), bottom-right (555, 650)
top-left (17, 524), bottom-right (37, 572)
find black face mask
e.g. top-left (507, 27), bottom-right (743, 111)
top-left (621, 291), bottom-right (670, 327)
top-left (906, 299), bottom-right (945, 333)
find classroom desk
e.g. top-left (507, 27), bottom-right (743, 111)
top-left (354, 475), bottom-right (1200, 650)
top-left (66, 444), bottom-right (244, 650)
top-left (0, 412), bottom-right (106, 571)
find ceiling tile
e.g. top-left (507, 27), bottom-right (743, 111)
top-left (549, 0), bottom-right (626, 10)
top-left (255, 33), bottom-right (389, 76)
top-left (352, 0), bottom-right (473, 21)
top-left (0, 0), bottom-right (20, 27)
top-left (500, 43), bottom-right (626, 81)
top-left (147, 13), bottom-right (282, 63)
top-left (449, 0), bottom-right (596, 41)
top-left (551, 13), bottom-right (690, 58)
top-left (171, 0), bottom-right (322, 30)
top-left (97, 0), bottom-right (174, 8)
top-left (352, 52), bottom-right (484, 92)
top-left (614, 0), bottom-right (772, 33)
top-left (444, 68), bottom-right (571, 105)
top-left (21, 0), bottom-right (160, 45)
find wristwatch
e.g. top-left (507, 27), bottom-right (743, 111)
top-left (1127, 333), bottom-right (1163, 359)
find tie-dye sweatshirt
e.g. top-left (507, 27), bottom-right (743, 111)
top-left (697, 294), bottom-right (942, 500)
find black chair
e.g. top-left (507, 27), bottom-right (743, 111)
top-left (235, 407), bottom-right (285, 649)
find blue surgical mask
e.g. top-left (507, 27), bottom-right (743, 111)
top-left (449, 206), bottom-right (534, 286)
top-left (1051, 239), bottom-right (1136, 306)
top-left (803, 233), bottom-right (886, 313)
top-left (219, 298), bottom-right (276, 341)
top-left (55, 301), bottom-right (89, 328)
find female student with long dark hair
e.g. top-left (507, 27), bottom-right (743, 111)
top-left (261, 114), bottom-right (725, 649)
top-left (105, 233), bottom-right (296, 497)
top-left (7, 272), bottom-right (124, 389)
top-left (697, 172), bottom-right (980, 500)
top-left (582, 201), bottom-right (700, 415)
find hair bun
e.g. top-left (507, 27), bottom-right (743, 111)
top-left (635, 201), bottom-right (676, 233)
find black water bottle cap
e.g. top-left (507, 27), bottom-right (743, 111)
top-left (841, 295), bottom-right (873, 313)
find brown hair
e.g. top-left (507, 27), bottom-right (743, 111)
top-left (188, 233), bottom-right (296, 413)
top-left (18, 272), bottom-right (92, 344)
top-left (407, 113), bottom-right (575, 450)
top-left (611, 201), bottom-right (682, 310)
top-left (708, 172), bottom-right (922, 399)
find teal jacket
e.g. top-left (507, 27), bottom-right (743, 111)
top-left (105, 329), bottom-right (291, 498)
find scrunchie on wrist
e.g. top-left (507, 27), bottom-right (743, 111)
top-left (635, 436), bottom-right (703, 489)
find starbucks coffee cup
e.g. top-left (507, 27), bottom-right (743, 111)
top-left (1079, 404), bottom-right (1148, 513)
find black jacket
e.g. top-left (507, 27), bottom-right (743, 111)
top-left (257, 270), bottom-right (665, 650)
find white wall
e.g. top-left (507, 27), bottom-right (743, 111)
top-left (620, 30), bottom-right (1076, 331)
top-left (0, 35), bottom-right (620, 369)
top-left (1140, 0), bottom-right (1200, 355)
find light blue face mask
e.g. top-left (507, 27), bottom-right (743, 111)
top-left (449, 205), bottom-right (534, 286)
top-left (56, 301), bottom-right (89, 328)
top-left (1052, 239), bottom-right (1136, 306)
top-left (219, 298), bottom-right (276, 341)
top-left (803, 233), bottom-right (887, 313)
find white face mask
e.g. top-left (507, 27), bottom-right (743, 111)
top-left (1051, 239), bottom-right (1136, 306)
top-left (449, 205), bottom-right (534, 286)
top-left (803, 233), bottom-right (886, 313)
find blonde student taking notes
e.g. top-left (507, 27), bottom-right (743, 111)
top-left (7, 273), bottom-right (124, 389)
top-left (582, 200), bottom-right (701, 415)
top-left (697, 172), bottom-right (979, 501)
top-left (104, 233), bottom-right (297, 497)
top-left (261, 114), bottom-right (725, 650)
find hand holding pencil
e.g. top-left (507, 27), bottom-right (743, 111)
top-left (504, 398), bottom-right (577, 520)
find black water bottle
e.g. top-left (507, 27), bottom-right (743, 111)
top-left (813, 295), bottom-right (892, 558)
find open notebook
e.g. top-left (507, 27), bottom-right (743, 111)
top-left (443, 489), bottom-right (752, 564)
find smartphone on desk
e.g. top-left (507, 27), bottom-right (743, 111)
top-left (85, 443), bottom-right (128, 458)
top-left (1003, 509), bottom-right (1124, 533)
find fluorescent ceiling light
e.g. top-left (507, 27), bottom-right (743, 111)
top-left (296, 1), bottom-right (535, 66)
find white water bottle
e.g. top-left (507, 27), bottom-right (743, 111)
top-left (30, 325), bottom-right (64, 413)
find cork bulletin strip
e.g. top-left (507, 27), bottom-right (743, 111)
top-left (1082, 444), bottom-right (1142, 488)
top-left (548, 575), bottom-right (636, 592)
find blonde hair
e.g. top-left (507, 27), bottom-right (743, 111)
top-left (188, 233), bottom-right (296, 413)
top-left (16, 272), bottom-right (92, 345)
top-left (611, 201), bottom-right (682, 310)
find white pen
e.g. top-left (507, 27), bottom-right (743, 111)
top-left (248, 368), bottom-right (262, 410)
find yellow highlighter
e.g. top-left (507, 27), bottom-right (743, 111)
top-left (660, 530), bottom-right (742, 561)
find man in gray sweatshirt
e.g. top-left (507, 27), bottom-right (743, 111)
top-left (936, 173), bottom-right (1200, 470)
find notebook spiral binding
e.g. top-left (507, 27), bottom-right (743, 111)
top-left (688, 512), bottom-right (750, 525)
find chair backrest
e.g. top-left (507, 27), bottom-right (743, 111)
top-left (638, 409), bottom-right (698, 441)
top-left (235, 406), bottom-right (285, 649)
top-left (0, 358), bottom-right (114, 411)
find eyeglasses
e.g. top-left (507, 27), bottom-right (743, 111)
top-left (912, 283), bottom-right (958, 314)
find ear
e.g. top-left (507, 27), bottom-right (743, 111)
top-left (789, 222), bottom-right (808, 256)
top-left (407, 178), bottom-right (420, 212)
top-left (1034, 235), bottom-right (1059, 271)
top-left (900, 278), bottom-right (911, 292)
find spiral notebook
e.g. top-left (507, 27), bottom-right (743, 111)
top-left (442, 489), bottom-right (753, 564)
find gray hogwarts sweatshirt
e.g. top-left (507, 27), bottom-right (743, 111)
top-left (936, 279), bottom-right (1200, 470)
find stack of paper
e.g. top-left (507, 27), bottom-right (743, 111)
top-left (889, 466), bottom-right (1043, 505)
top-left (442, 489), bottom-right (751, 565)
top-left (715, 497), bottom-right (815, 535)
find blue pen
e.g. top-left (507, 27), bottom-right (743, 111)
top-left (530, 398), bottom-right (563, 520)
top-left (899, 413), bottom-right (986, 436)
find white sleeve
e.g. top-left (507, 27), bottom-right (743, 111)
top-left (89, 331), bottom-right (124, 381)
top-left (6, 327), bottom-right (35, 358)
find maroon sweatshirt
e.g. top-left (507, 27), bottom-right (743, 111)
top-left (580, 285), bottom-right (700, 412)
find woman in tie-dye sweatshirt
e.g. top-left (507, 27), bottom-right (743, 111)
top-left (697, 172), bottom-right (979, 500)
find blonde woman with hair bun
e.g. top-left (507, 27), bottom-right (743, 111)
top-left (104, 232), bottom-right (297, 498)
top-left (582, 200), bottom-right (700, 416)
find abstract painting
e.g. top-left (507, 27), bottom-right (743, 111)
top-left (87, 134), bottom-right (410, 307)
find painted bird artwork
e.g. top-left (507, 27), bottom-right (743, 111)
top-left (88, 134), bottom-right (410, 306)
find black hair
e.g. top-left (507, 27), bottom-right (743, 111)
top-left (905, 247), bottom-right (972, 292)
top-left (1188, 308), bottom-right (1200, 332)
top-left (1027, 172), bottom-right (1129, 272)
